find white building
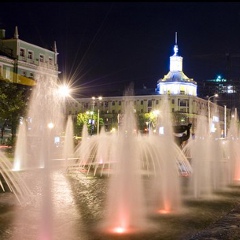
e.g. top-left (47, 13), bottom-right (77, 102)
top-left (66, 33), bottom-right (229, 136)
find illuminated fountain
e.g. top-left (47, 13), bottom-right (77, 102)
top-left (13, 120), bottom-right (28, 171)
top-left (183, 111), bottom-right (213, 198)
top-left (9, 69), bottom-right (69, 239)
top-left (225, 108), bottom-right (240, 183)
top-left (183, 107), bottom-right (230, 199)
top-left (62, 115), bottom-right (75, 160)
top-left (3, 78), bottom-right (240, 239)
top-left (0, 150), bottom-right (32, 205)
top-left (75, 93), bottom-right (192, 235)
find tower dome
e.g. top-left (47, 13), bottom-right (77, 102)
top-left (156, 32), bottom-right (197, 96)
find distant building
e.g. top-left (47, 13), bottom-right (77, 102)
top-left (0, 26), bottom-right (60, 142)
top-left (0, 27), bottom-right (231, 137)
top-left (198, 75), bottom-right (240, 114)
top-left (67, 33), bottom-right (229, 136)
top-left (0, 26), bottom-right (59, 85)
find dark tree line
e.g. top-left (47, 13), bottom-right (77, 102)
top-left (0, 80), bottom-right (31, 146)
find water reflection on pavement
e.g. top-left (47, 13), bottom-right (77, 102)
top-left (1, 168), bottom-right (240, 240)
top-left (0, 169), bottom-right (92, 240)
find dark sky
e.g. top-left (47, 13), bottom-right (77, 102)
top-left (1, 2), bottom-right (240, 97)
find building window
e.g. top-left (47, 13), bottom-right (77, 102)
top-left (30, 72), bottom-right (34, 79)
top-left (5, 67), bottom-right (10, 79)
top-left (20, 48), bottom-right (25, 57)
top-left (39, 54), bottom-right (44, 63)
top-left (179, 99), bottom-right (189, 107)
top-left (141, 101), bottom-right (143, 105)
top-left (112, 101), bottom-right (115, 106)
top-left (49, 57), bottom-right (53, 65)
top-left (148, 100), bottom-right (152, 107)
top-left (28, 51), bottom-right (33, 60)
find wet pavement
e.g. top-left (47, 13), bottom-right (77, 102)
top-left (187, 202), bottom-right (240, 240)
top-left (1, 168), bottom-right (240, 240)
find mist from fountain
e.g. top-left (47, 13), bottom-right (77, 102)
top-left (183, 105), bottom-right (231, 199)
top-left (183, 110), bottom-right (213, 198)
top-left (226, 108), bottom-right (240, 183)
top-left (13, 120), bottom-right (28, 171)
top-left (26, 72), bottom-right (65, 169)
top-left (147, 95), bottom-right (184, 214)
top-left (62, 115), bottom-right (75, 160)
top-left (5, 77), bottom-right (240, 238)
top-left (75, 93), bottom-right (192, 235)
top-left (0, 150), bottom-right (32, 205)
top-left (10, 69), bottom-right (68, 239)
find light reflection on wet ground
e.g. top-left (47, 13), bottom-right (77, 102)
top-left (0, 168), bottom-right (240, 240)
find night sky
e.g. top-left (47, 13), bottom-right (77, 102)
top-left (1, 2), bottom-right (240, 97)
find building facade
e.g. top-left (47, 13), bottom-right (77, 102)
top-left (0, 26), bottom-right (60, 143)
top-left (0, 26), bottom-right (59, 85)
top-left (0, 28), bottom-right (231, 138)
top-left (66, 33), bottom-right (229, 137)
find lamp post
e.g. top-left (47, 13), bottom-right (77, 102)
top-left (224, 105), bottom-right (227, 138)
top-left (97, 96), bottom-right (102, 135)
top-left (91, 96), bottom-right (103, 135)
top-left (86, 110), bottom-right (94, 135)
top-left (90, 97), bottom-right (95, 135)
top-left (208, 94), bottom-right (218, 134)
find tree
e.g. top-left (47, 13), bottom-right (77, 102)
top-left (137, 113), bottom-right (149, 133)
top-left (76, 112), bottom-right (104, 136)
top-left (0, 80), bottom-right (29, 145)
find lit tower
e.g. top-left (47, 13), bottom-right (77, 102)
top-left (156, 32), bottom-right (197, 96)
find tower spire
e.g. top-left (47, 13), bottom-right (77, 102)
top-left (53, 41), bottom-right (57, 53)
top-left (14, 26), bottom-right (19, 39)
top-left (173, 32), bottom-right (178, 56)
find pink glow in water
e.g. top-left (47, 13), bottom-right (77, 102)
top-left (77, 93), bottom-right (190, 235)
top-left (158, 209), bottom-right (170, 214)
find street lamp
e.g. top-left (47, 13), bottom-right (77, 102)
top-left (97, 96), bottom-right (103, 134)
top-left (208, 94), bottom-right (218, 134)
top-left (86, 111), bottom-right (94, 135)
top-left (58, 83), bottom-right (71, 118)
top-left (58, 84), bottom-right (71, 97)
top-left (91, 96), bottom-right (103, 135)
